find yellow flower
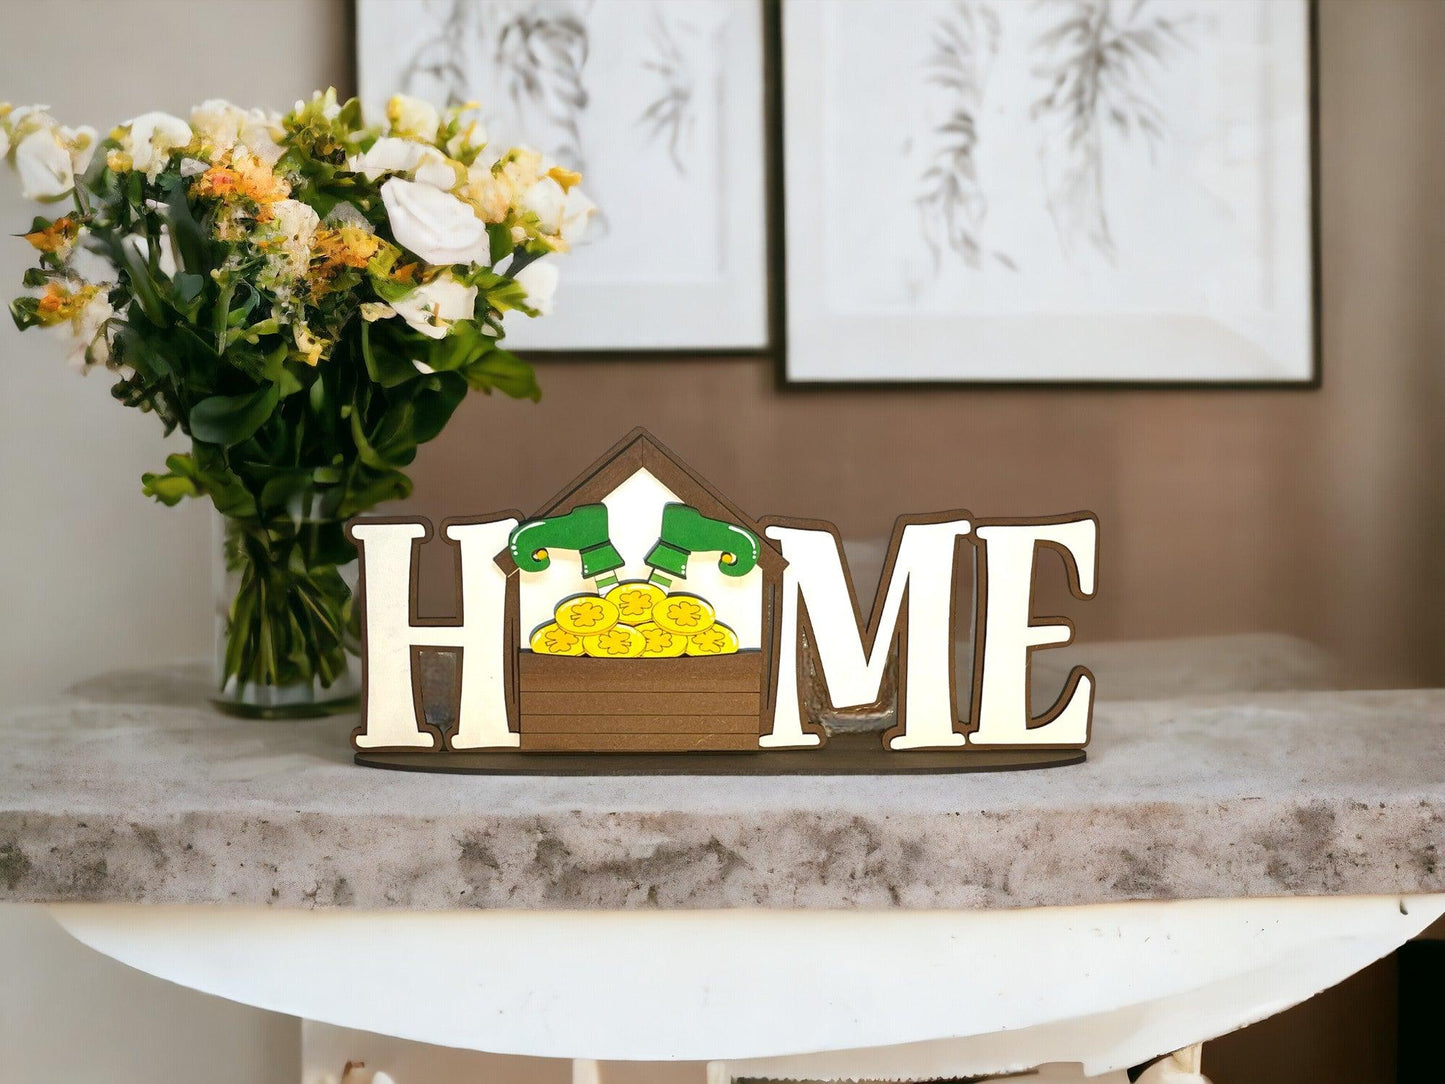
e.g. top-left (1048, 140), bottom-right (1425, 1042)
top-left (307, 226), bottom-right (383, 300)
top-left (192, 152), bottom-right (290, 213)
top-left (313, 226), bottom-right (381, 270)
top-left (24, 215), bottom-right (79, 256)
top-left (193, 164), bottom-right (241, 199)
top-left (547, 165), bottom-right (581, 192)
top-left (498, 146), bottom-right (544, 190)
top-left (460, 165), bottom-right (513, 224)
top-left (292, 322), bottom-right (327, 367)
top-left (33, 282), bottom-right (99, 328)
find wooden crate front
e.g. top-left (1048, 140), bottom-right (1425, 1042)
top-left (518, 652), bottom-right (764, 753)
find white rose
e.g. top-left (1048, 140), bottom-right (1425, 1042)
top-left (346, 137), bottom-right (427, 180)
top-left (7, 105), bottom-right (43, 127)
top-left (190, 99), bottom-right (247, 154)
top-left (520, 176), bottom-right (566, 233)
top-left (125, 112), bottom-right (193, 179)
top-left (381, 177), bottom-right (490, 266)
top-left (561, 186), bottom-right (595, 246)
top-left (348, 140), bottom-right (460, 190)
top-left (242, 128), bottom-right (285, 168)
top-left (65, 126), bottom-right (97, 175)
top-left (0, 127), bottom-right (10, 160)
top-left (12, 116), bottom-right (95, 200)
top-left (188, 99), bottom-right (282, 164)
top-left (386, 94), bottom-right (440, 143)
top-left (413, 147), bottom-right (462, 190)
top-left (514, 259), bottom-right (559, 316)
top-left (264, 199), bottom-right (320, 280)
top-left (15, 128), bottom-right (75, 200)
top-left (391, 273), bottom-right (478, 339)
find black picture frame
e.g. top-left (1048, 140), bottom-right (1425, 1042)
top-left (351, 0), bottom-right (779, 362)
top-left (771, 0), bottom-right (1322, 391)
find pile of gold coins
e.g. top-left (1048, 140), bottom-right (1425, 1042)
top-left (529, 581), bottom-right (739, 658)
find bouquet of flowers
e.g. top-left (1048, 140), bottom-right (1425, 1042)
top-left (1, 90), bottom-right (591, 713)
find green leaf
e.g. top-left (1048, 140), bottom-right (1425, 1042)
top-left (170, 272), bottom-right (205, 322)
top-left (223, 576), bottom-right (258, 684)
top-left (488, 224), bottom-right (513, 266)
top-left (348, 405), bottom-right (386, 470)
top-left (337, 467), bottom-right (413, 517)
top-left (259, 470), bottom-right (313, 513)
top-left (350, 398), bottom-right (417, 469)
top-left (411, 373), bottom-right (468, 443)
top-left (190, 384), bottom-right (280, 447)
top-left (462, 348), bottom-right (541, 401)
top-left (369, 274), bottom-right (415, 305)
top-left (111, 326), bottom-right (173, 381)
top-left (141, 453), bottom-right (204, 506)
top-left (360, 321), bottom-right (419, 388)
top-left (105, 233), bottom-right (168, 327)
top-left (165, 182), bottom-right (209, 276)
top-left (9, 296), bottom-right (42, 331)
top-left (481, 274), bottom-right (535, 316)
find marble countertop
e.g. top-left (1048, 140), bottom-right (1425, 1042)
top-left (1, 663), bottom-right (1442, 911)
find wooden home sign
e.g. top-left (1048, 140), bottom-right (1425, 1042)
top-left (348, 429), bottom-right (1098, 774)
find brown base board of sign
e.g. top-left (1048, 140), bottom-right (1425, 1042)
top-left (354, 732), bottom-right (1086, 775)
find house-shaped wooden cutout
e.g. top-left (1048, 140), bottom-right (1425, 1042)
top-left (495, 428), bottom-right (787, 753)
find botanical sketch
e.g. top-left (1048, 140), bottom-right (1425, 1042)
top-left (914, 2), bottom-right (1011, 273)
top-left (396, 2), bottom-right (591, 168)
top-left (912, 0), bottom-right (1192, 283)
top-left (360, 0), bottom-right (739, 287)
top-left (637, 8), bottom-right (699, 175)
top-left (796, 0), bottom-right (1313, 381)
top-left (1029, 0), bottom-right (1193, 261)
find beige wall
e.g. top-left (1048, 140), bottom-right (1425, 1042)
top-left (4, 0), bottom-right (1436, 693)
top-left (401, 0), bottom-right (1445, 690)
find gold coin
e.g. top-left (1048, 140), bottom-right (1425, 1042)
top-left (634, 621), bottom-right (687, 658)
top-left (582, 625), bottom-right (646, 659)
top-left (685, 623), bottom-right (738, 656)
top-left (529, 623), bottom-right (584, 656)
top-left (554, 594), bottom-right (619, 636)
top-left (605, 581), bottom-right (666, 626)
top-left (651, 593), bottom-right (716, 636)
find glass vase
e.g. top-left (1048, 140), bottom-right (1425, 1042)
top-left (212, 512), bottom-right (361, 718)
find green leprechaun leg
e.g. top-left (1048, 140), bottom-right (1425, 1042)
top-left (509, 504), bottom-right (625, 591)
top-left (644, 504), bottom-right (761, 582)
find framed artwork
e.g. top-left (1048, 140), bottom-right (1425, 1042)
top-left (356, 0), bottom-right (773, 354)
top-left (780, 0), bottom-right (1319, 385)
